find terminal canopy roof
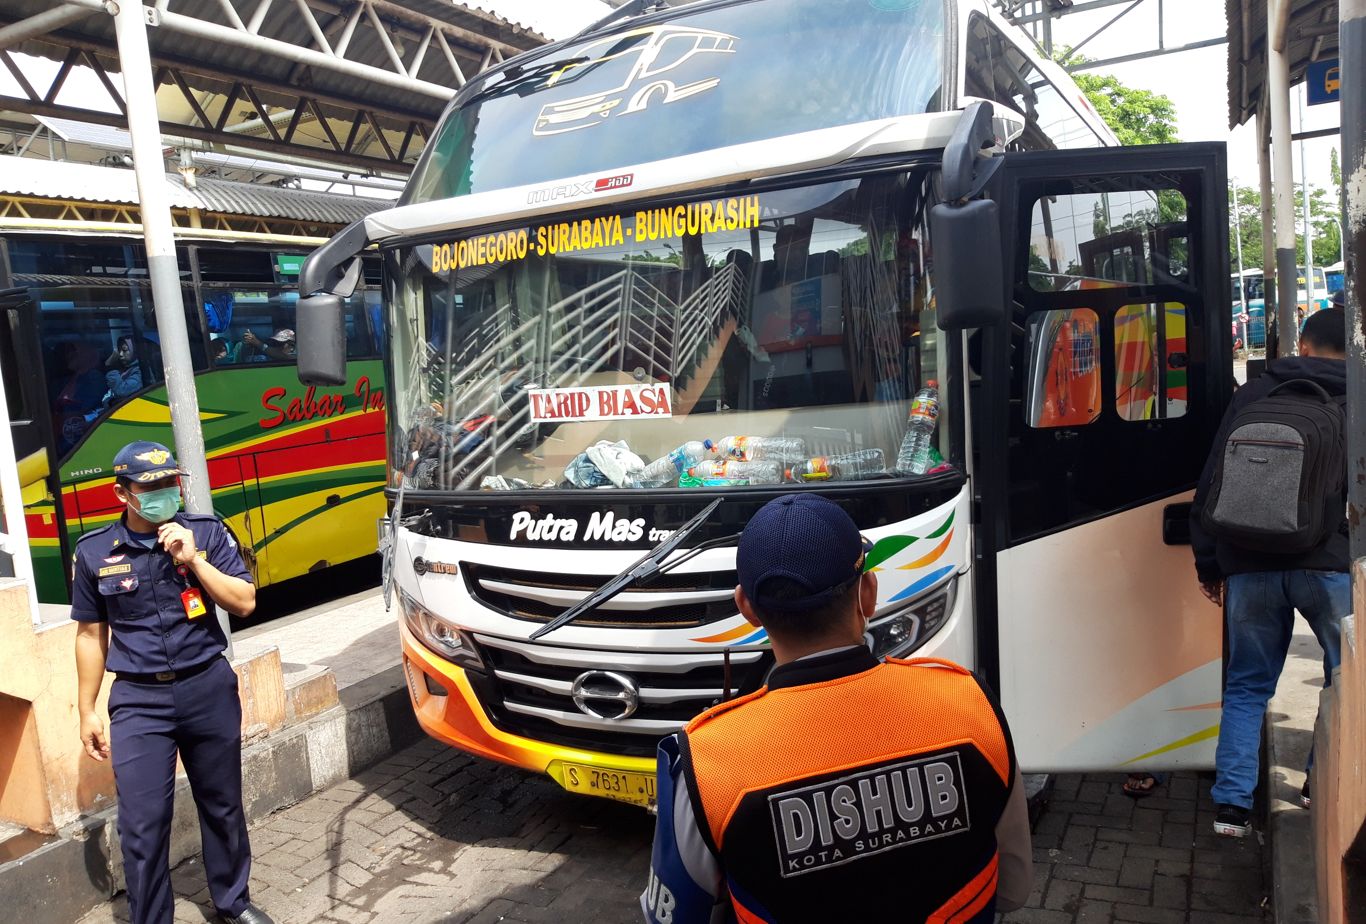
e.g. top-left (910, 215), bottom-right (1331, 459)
top-left (1227, 0), bottom-right (1340, 129)
top-left (0, 0), bottom-right (552, 173)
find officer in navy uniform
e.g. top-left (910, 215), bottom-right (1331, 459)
top-left (72, 441), bottom-right (272, 924)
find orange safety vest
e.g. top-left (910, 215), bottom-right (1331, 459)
top-left (680, 657), bottom-right (1014, 923)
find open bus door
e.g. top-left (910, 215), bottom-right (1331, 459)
top-left (0, 287), bottom-right (71, 600)
top-left (979, 143), bottom-right (1232, 772)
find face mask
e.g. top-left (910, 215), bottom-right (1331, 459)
top-left (131, 486), bottom-right (181, 524)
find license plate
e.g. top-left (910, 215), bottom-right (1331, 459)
top-left (558, 762), bottom-right (656, 807)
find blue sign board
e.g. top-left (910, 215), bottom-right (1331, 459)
top-left (1307, 59), bottom-right (1341, 105)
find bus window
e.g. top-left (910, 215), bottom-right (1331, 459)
top-left (388, 171), bottom-right (951, 490)
top-left (1114, 302), bottom-right (1188, 421)
top-left (200, 249), bottom-right (377, 365)
top-left (963, 15), bottom-right (1105, 152)
top-left (1027, 189), bottom-right (1189, 292)
top-left (8, 237), bottom-right (207, 454)
top-left (1023, 308), bottom-right (1100, 428)
top-left (403, 0), bottom-right (945, 202)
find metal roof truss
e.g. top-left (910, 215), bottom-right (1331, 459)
top-left (0, 0), bottom-right (546, 174)
top-left (994, 0), bottom-right (1229, 72)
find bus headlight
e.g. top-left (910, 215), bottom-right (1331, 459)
top-left (399, 590), bottom-right (482, 670)
top-left (865, 578), bottom-right (957, 659)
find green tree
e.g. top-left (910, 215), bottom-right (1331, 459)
top-left (1057, 50), bottom-right (1180, 145)
top-left (1227, 182), bottom-right (1341, 270)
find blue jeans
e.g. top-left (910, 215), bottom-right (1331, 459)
top-left (1212, 569), bottom-right (1350, 809)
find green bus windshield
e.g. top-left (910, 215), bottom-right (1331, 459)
top-left (403, 0), bottom-right (946, 204)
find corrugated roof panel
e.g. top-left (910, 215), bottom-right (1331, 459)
top-left (455, 0), bottom-right (610, 41)
top-left (1227, 0), bottom-right (1340, 128)
top-left (0, 156), bottom-right (380, 224)
top-left (0, 157), bottom-right (199, 207)
top-left (181, 176), bottom-right (382, 224)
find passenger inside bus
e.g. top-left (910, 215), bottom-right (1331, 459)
top-left (242, 328), bottom-right (297, 362)
top-left (104, 335), bottom-right (144, 401)
top-left (52, 340), bottom-right (106, 452)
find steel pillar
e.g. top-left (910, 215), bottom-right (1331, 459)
top-left (1269, 0), bottom-right (1299, 356)
top-left (1299, 87), bottom-right (1315, 308)
top-left (1343, 0), bottom-right (1366, 561)
top-left (0, 354), bottom-right (41, 624)
top-left (111, 0), bottom-right (230, 651)
top-left (1259, 110), bottom-right (1279, 354)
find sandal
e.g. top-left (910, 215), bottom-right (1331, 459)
top-left (1123, 773), bottom-right (1160, 799)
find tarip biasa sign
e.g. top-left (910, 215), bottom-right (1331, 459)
top-left (528, 383), bottom-right (673, 423)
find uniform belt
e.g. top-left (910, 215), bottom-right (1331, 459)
top-left (116, 657), bottom-right (220, 684)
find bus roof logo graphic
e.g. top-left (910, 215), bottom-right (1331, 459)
top-left (533, 25), bottom-right (736, 136)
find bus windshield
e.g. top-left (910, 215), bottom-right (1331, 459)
top-left (385, 170), bottom-right (953, 491)
top-left (402, 0), bottom-right (945, 204)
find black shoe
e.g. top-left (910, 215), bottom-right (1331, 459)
top-left (1213, 803), bottom-right (1252, 838)
top-left (1300, 778), bottom-right (1312, 809)
top-left (221, 904), bottom-right (274, 924)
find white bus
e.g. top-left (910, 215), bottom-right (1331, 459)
top-left (296, 0), bottom-right (1233, 806)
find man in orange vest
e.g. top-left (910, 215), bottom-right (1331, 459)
top-left (641, 494), bottom-right (1032, 924)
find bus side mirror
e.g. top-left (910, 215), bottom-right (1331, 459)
top-left (932, 100), bottom-right (1006, 332)
top-left (297, 219), bottom-right (369, 386)
top-left (930, 199), bottom-right (1005, 331)
top-left (297, 292), bottom-right (348, 386)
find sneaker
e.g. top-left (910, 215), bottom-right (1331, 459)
top-left (1214, 803), bottom-right (1252, 837)
top-left (1300, 778), bottom-right (1312, 809)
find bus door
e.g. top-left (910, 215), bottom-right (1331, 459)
top-left (0, 288), bottom-right (71, 599)
top-left (982, 143), bottom-right (1232, 771)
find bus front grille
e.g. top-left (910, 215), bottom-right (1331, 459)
top-left (467, 633), bottom-right (769, 757)
top-left (462, 562), bottom-right (739, 629)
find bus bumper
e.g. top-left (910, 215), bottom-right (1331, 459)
top-left (398, 621), bottom-right (658, 807)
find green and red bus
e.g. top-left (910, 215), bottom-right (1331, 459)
top-left (2, 226), bottom-right (386, 609)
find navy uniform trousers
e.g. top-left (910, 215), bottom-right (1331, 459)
top-left (109, 657), bottom-right (251, 923)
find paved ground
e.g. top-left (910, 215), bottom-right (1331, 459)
top-left (1003, 773), bottom-right (1269, 924)
top-left (77, 738), bottom-right (1270, 924)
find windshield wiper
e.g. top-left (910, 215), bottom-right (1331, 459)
top-left (381, 453), bottom-right (431, 611)
top-left (530, 497), bottom-right (724, 640)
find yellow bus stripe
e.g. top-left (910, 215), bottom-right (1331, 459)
top-left (1123, 724), bottom-right (1220, 764)
top-left (212, 406), bottom-right (378, 458)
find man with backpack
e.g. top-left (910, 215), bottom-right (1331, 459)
top-left (1190, 307), bottom-right (1349, 838)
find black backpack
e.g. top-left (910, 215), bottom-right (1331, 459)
top-left (1201, 379), bottom-right (1346, 553)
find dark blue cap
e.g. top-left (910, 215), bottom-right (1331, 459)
top-left (737, 494), bottom-right (868, 613)
top-left (112, 441), bottom-right (187, 483)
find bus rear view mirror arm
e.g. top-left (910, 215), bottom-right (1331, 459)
top-left (940, 101), bottom-right (1004, 204)
top-left (297, 220), bottom-right (371, 387)
top-left (300, 219), bottom-right (370, 298)
top-left (932, 101), bottom-right (1006, 332)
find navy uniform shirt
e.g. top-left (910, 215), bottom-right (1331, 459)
top-left (71, 512), bottom-right (252, 674)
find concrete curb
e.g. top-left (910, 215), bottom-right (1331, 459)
top-left (0, 665), bottom-right (419, 924)
top-left (1268, 625), bottom-right (1325, 924)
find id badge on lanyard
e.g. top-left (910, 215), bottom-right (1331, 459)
top-left (176, 565), bottom-right (207, 619)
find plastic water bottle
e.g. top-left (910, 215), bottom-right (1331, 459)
top-left (712, 436), bottom-right (806, 462)
top-left (894, 381), bottom-right (940, 475)
top-left (687, 460), bottom-right (782, 484)
top-left (786, 449), bottom-right (887, 482)
top-left (635, 440), bottom-right (716, 488)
